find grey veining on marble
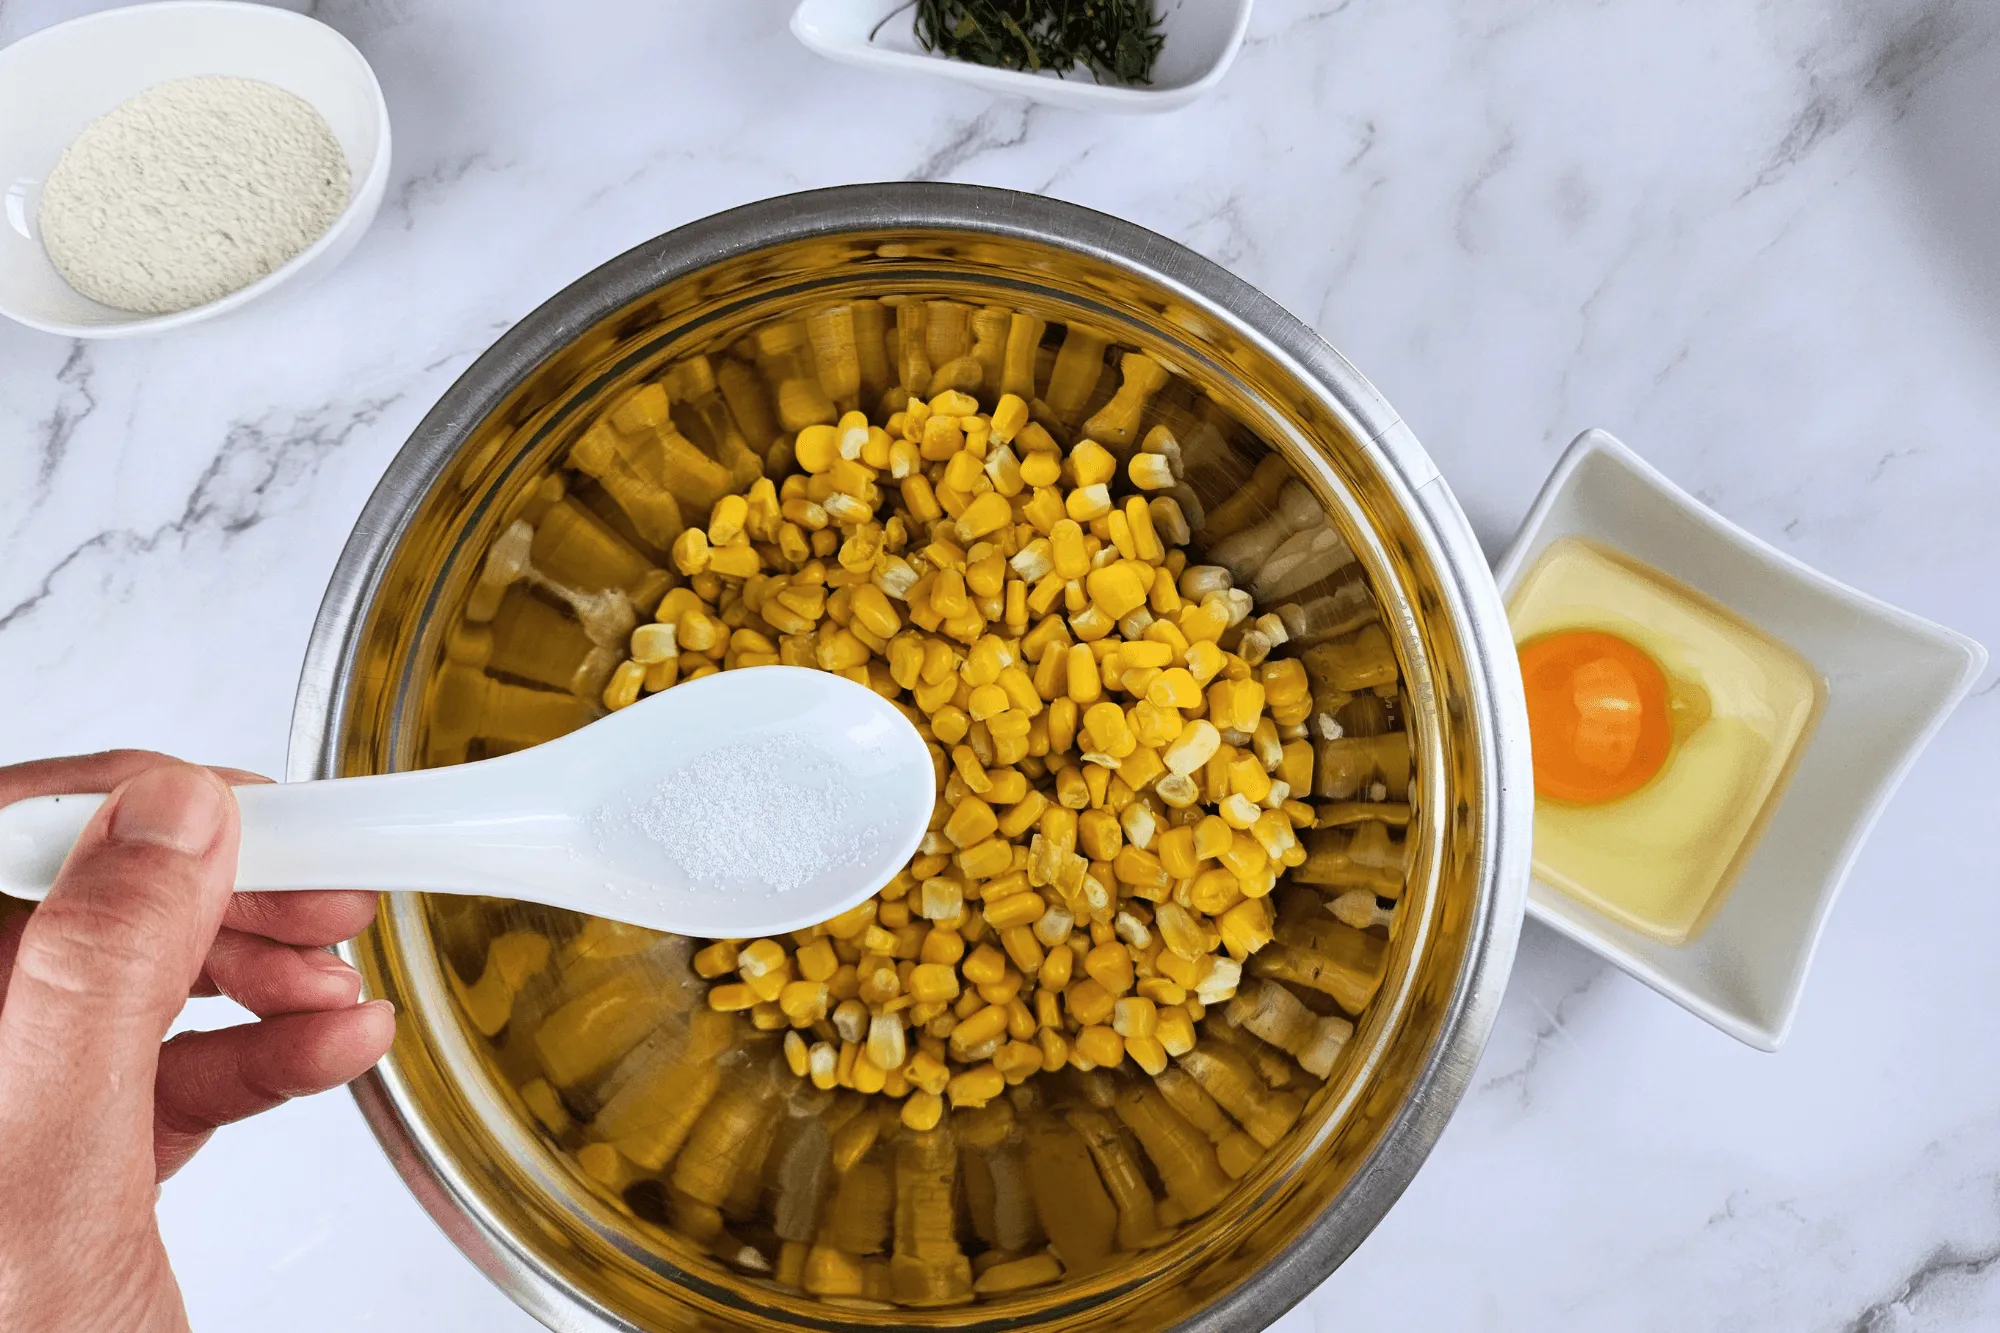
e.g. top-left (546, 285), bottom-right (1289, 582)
top-left (2, 2), bottom-right (1997, 1330)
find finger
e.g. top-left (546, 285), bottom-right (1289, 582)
top-left (0, 749), bottom-right (179, 806)
top-left (0, 903), bottom-right (24, 1002)
top-left (0, 750), bottom-right (268, 808)
top-left (152, 1000), bottom-right (395, 1180)
top-left (223, 889), bottom-right (381, 946)
top-left (0, 763), bottom-right (238, 1107)
top-left (192, 929), bottom-right (363, 1017)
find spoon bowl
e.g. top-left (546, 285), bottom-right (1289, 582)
top-left (0, 667), bottom-right (932, 939)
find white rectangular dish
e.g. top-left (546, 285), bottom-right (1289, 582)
top-left (1495, 429), bottom-right (1987, 1050)
top-left (791, 0), bottom-right (1254, 113)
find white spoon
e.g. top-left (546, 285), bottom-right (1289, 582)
top-left (0, 667), bottom-right (933, 939)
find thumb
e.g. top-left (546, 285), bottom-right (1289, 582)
top-left (0, 763), bottom-right (238, 1108)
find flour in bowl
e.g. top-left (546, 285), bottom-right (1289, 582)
top-left (39, 75), bottom-right (349, 314)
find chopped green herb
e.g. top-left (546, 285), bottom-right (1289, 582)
top-left (914, 0), bottom-right (1166, 86)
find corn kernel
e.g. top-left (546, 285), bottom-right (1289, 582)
top-left (905, 1051), bottom-right (951, 1097)
top-left (1219, 792), bottom-right (1262, 830)
top-left (1128, 453), bottom-right (1176, 491)
top-left (920, 877), bottom-right (965, 923)
top-left (894, 1088), bottom-right (942, 1132)
top-left (1189, 867), bottom-right (1242, 916)
top-left (947, 1063), bottom-right (1006, 1108)
top-left (779, 980), bottom-right (830, 1025)
top-left (708, 983), bottom-right (757, 1012)
top-left (956, 837), bottom-right (1012, 880)
top-left (949, 1003), bottom-right (1010, 1053)
top-left (1000, 925), bottom-right (1044, 974)
top-left (779, 1029), bottom-right (811, 1078)
top-left (867, 1012), bottom-right (908, 1070)
top-left (979, 886), bottom-right (1044, 929)
top-left (921, 928), bottom-right (965, 966)
top-left (1113, 993), bottom-right (1159, 1038)
top-left (1157, 826), bottom-right (1200, 879)
top-left (1110, 845), bottom-right (1170, 895)
top-left (1074, 1024), bottom-right (1125, 1067)
top-left (909, 963), bottom-right (960, 1003)
top-left (1084, 941), bottom-right (1135, 995)
top-left (1086, 562), bottom-right (1151, 620)
top-left (1066, 484), bottom-right (1113, 522)
top-left (977, 970), bottom-right (1024, 1007)
top-left (1217, 897), bottom-right (1275, 959)
top-left (957, 491), bottom-right (1012, 540)
top-left (692, 940), bottom-right (740, 978)
top-left (962, 944), bottom-right (1008, 987)
top-left (1039, 940), bottom-right (1074, 991)
top-left (1081, 702), bottom-right (1136, 758)
top-left (1229, 755), bottom-right (1274, 804)
top-left (982, 768), bottom-right (1030, 806)
top-left (944, 797), bottom-right (998, 848)
top-left (1019, 446), bottom-right (1065, 488)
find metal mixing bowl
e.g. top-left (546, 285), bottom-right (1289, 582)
top-left (293, 183), bottom-right (1531, 1332)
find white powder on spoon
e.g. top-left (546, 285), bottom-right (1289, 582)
top-left (38, 75), bottom-right (350, 314)
top-left (618, 734), bottom-right (881, 895)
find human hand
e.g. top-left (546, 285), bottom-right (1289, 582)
top-left (0, 751), bottom-right (394, 1333)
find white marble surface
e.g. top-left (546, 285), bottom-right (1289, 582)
top-left (2, 0), bottom-right (1997, 1328)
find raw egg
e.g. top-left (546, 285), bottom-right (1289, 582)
top-left (1507, 539), bottom-right (1822, 945)
top-left (1518, 629), bottom-right (1671, 804)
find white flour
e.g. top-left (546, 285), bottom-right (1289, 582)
top-left (615, 734), bottom-right (878, 894)
top-left (39, 75), bottom-right (350, 314)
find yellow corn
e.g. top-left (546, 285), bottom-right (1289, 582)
top-left (708, 982), bottom-right (758, 1012)
top-left (1085, 942), bottom-right (1135, 995)
top-left (957, 491), bottom-right (1012, 540)
top-left (1157, 826), bottom-right (1200, 879)
top-left (537, 309), bottom-right (1407, 1142)
top-left (1038, 940), bottom-right (1074, 991)
top-left (1081, 702), bottom-right (1136, 758)
top-left (1065, 978), bottom-right (1116, 1027)
top-left (1112, 845), bottom-right (1171, 895)
top-left (944, 797), bottom-right (998, 848)
top-left (909, 963), bottom-right (961, 1003)
top-left (693, 940), bottom-right (740, 978)
top-left (947, 1062), bottom-right (1006, 1108)
top-left (779, 980), bottom-right (830, 1025)
top-left (1000, 925), bottom-right (1045, 974)
top-left (1156, 1004), bottom-right (1196, 1056)
top-left (1113, 996), bottom-right (1158, 1039)
top-left (1217, 897), bottom-right (1275, 959)
top-left (1163, 719), bottom-right (1221, 776)
top-left (981, 888), bottom-right (1046, 931)
top-left (1074, 1024), bottom-right (1125, 1067)
top-left (961, 944), bottom-right (1009, 987)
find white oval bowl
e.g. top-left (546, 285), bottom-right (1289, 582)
top-left (791, 0), bottom-right (1255, 113)
top-left (0, 1), bottom-right (390, 339)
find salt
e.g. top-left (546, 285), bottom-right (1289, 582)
top-left (611, 734), bottom-right (880, 895)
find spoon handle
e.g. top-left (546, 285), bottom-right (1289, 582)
top-left (0, 775), bottom-right (566, 901)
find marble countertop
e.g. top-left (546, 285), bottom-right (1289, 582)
top-left (3, 1), bottom-right (1997, 1328)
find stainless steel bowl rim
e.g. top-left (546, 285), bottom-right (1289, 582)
top-left (291, 182), bottom-right (1532, 1333)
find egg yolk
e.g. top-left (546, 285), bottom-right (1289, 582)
top-left (1518, 630), bottom-right (1672, 805)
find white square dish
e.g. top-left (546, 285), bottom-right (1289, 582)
top-left (1494, 429), bottom-right (1987, 1050)
top-left (790, 0), bottom-right (1255, 114)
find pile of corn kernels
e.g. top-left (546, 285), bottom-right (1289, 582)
top-left (592, 355), bottom-right (1331, 1136)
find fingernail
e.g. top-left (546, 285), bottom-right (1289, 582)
top-left (362, 998), bottom-right (395, 1017)
top-left (109, 765), bottom-right (227, 854)
top-left (306, 949), bottom-right (359, 979)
